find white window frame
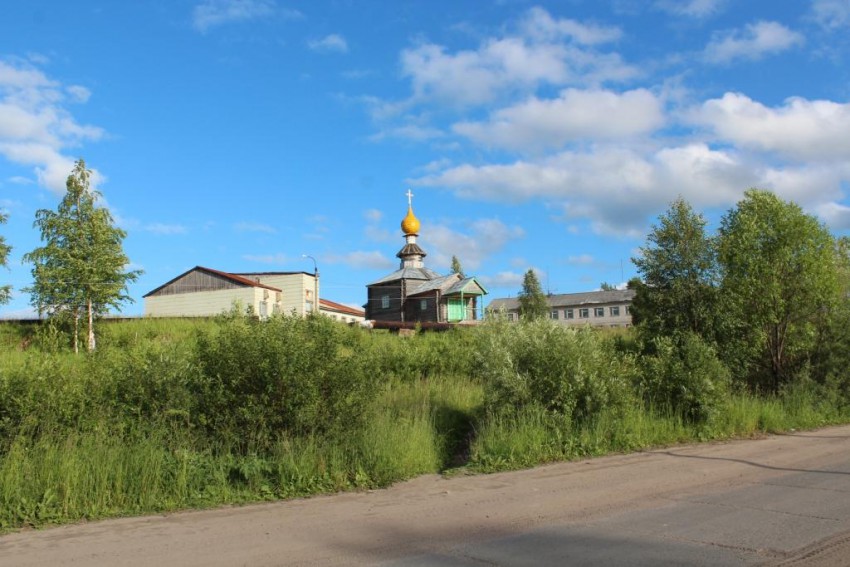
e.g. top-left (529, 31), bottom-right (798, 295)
top-left (381, 295), bottom-right (390, 309)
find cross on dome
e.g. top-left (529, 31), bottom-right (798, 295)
top-left (401, 189), bottom-right (421, 236)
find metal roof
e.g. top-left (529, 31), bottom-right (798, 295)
top-left (143, 266), bottom-right (282, 297)
top-left (367, 266), bottom-right (443, 286)
top-left (487, 289), bottom-right (635, 311)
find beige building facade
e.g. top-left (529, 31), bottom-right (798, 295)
top-left (144, 266), bottom-right (359, 321)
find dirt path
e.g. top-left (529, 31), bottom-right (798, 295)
top-left (2, 426), bottom-right (850, 566)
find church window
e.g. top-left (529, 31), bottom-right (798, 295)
top-left (381, 295), bottom-right (390, 309)
top-left (420, 299), bottom-right (428, 310)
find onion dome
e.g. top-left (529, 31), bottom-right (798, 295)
top-left (401, 206), bottom-right (421, 235)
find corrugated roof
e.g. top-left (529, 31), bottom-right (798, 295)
top-left (368, 266), bottom-right (442, 286)
top-left (407, 274), bottom-right (457, 296)
top-left (143, 266), bottom-right (282, 297)
top-left (320, 298), bottom-right (365, 317)
top-left (487, 289), bottom-right (635, 311)
top-left (445, 277), bottom-right (488, 296)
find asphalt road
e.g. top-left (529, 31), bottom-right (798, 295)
top-left (2, 425), bottom-right (849, 566)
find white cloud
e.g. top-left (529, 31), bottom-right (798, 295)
top-left (308, 34), bottom-right (348, 53)
top-left (814, 202), bottom-right (850, 230)
top-left (454, 88), bottom-right (664, 151)
top-left (566, 254), bottom-right (596, 265)
top-left (192, 0), bottom-right (279, 33)
top-left (655, 0), bottom-right (726, 18)
top-left (423, 219), bottom-right (524, 270)
top-left (810, 0), bottom-right (850, 31)
top-left (364, 208), bottom-right (382, 222)
top-left (66, 85), bottom-right (91, 103)
top-left (234, 221), bottom-right (277, 234)
top-left (479, 270), bottom-right (525, 289)
top-left (144, 223), bottom-right (187, 235)
top-left (704, 21), bottom-right (804, 64)
top-left (369, 124), bottom-right (444, 142)
top-left (520, 7), bottom-right (623, 45)
top-left (0, 60), bottom-right (104, 194)
top-left (413, 143), bottom-right (755, 236)
top-left (688, 92), bottom-right (850, 162)
top-left (397, 8), bottom-right (636, 109)
top-left (323, 251), bottom-right (395, 270)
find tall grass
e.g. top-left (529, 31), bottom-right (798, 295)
top-left (1, 316), bottom-right (849, 532)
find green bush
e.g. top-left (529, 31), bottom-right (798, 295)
top-left (639, 333), bottom-right (730, 423)
top-left (190, 314), bottom-right (377, 447)
top-left (476, 319), bottom-right (637, 423)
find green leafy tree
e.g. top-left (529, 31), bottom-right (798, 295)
top-left (631, 198), bottom-right (718, 342)
top-left (0, 212), bottom-right (11, 305)
top-left (810, 236), bottom-right (850, 387)
top-left (23, 159), bottom-right (141, 352)
top-left (599, 282), bottom-right (617, 291)
top-left (717, 189), bottom-right (838, 391)
top-left (518, 269), bottom-right (548, 321)
top-left (450, 255), bottom-right (465, 278)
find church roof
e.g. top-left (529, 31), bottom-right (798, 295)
top-left (396, 242), bottom-right (426, 259)
top-left (407, 274), bottom-right (457, 296)
top-left (368, 266), bottom-right (442, 286)
top-left (445, 277), bottom-right (488, 296)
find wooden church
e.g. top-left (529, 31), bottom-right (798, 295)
top-left (365, 192), bottom-right (487, 324)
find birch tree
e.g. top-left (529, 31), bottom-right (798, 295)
top-left (24, 159), bottom-right (141, 352)
top-left (0, 212), bottom-right (10, 305)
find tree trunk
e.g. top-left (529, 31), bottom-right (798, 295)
top-left (73, 311), bottom-right (79, 354)
top-left (87, 298), bottom-right (96, 352)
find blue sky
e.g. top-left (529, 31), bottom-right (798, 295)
top-left (2, 0), bottom-right (850, 316)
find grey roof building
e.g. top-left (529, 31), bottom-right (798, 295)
top-left (487, 289), bottom-right (635, 327)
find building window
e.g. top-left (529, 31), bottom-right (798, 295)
top-left (610, 306), bottom-right (620, 317)
top-left (624, 305), bottom-right (630, 315)
top-left (381, 295), bottom-right (390, 309)
top-left (594, 307), bottom-right (604, 317)
top-left (259, 301), bottom-right (268, 319)
top-left (550, 310), bottom-right (559, 320)
top-left (566, 309), bottom-right (574, 319)
top-left (579, 308), bottom-right (589, 318)
top-left (305, 300), bottom-right (313, 313)
top-left (420, 299), bottom-right (428, 311)
top-left (507, 312), bottom-right (516, 321)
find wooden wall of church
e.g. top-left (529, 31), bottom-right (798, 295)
top-left (366, 283), bottom-right (404, 321)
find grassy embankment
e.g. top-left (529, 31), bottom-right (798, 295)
top-left (1, 315), bottom-right (848, 531)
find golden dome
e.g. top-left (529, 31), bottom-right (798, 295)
top-left (401, 206), bottom-right (420, 235)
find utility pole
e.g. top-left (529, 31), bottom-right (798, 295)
top-left (302, 254), bottom-right (319, 316)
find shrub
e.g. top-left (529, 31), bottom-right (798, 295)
top-left (190, 313), bottom-right (377, 447)
top-left (639, 333), bottom-right (730, 423)
top-left (476, 319), bottom-right (637, 423)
